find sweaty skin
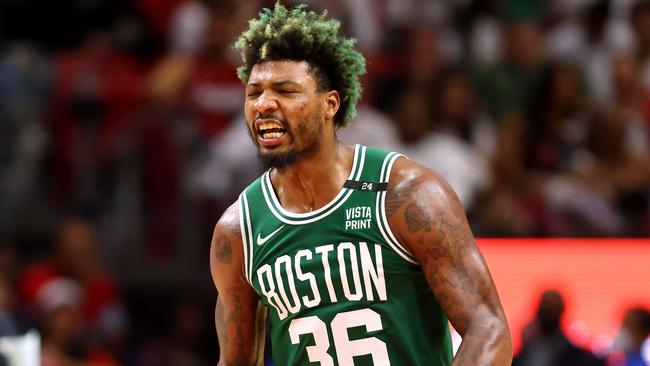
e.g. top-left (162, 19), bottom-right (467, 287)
top-left (211, 207), bottom-right (265, 366)
top-left (386, 157), bottom-right (513, 365)
top-left (210, 59), bottom-right (512, 365)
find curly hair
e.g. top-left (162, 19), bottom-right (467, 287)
top-left (235, 3), bottom-right (366, 128)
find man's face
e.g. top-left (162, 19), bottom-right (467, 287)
top-left (244, 60), bottom-right (328, 170)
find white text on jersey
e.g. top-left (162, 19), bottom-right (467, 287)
top-left (256, 241), bottom-right (387, 320)
top-left (345, 206), bottom-right (372, 230)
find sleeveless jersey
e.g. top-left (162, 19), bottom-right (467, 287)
top-left (238, 145), bottom-right (453, 366)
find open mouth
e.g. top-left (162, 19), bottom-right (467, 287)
top-left (256, 120), bottom-right (287, 141)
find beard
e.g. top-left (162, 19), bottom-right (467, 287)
top-left (258, 149), bottom-right (301, 171)
top-left (248, 115), bottom-right (323, 171)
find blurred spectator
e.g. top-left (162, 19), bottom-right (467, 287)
top-left (0, 273), bottom-right (19, 337)
top-left (431, 67), bottom-right (496, 157)
top-left (136, 0), bottom-right (187, 42)
top-left (464, 0), bottom-right (503, 66)
top-left (514, 289), bottom-right (605, 366)
top-left (372, 23), bottom-right (446, 161)
top-left (125, 103), bottom-right (184, 260)
top-left (543, 0), bottom-right (588, 63)
top-left (18, 218), bottom-right (122, 322)
top-left (168, 0), bottom-right (211, 55)
top-left (631, 0), bottom-right (650, 94)
top-left (583, 0), bottom-right (615, 103)
top-left (610, 307), bottom-right (650, 366)
top-left (384, 0), bottom-right (464, 37)
top-left (481, 60), bottom-right (593, 236)
top-left (134, 298), bottom-right (212, 366)
top-left (48, 28), bottom-right (145, 215)
top-left (523, 63), bottom-right (590, 175)
top-left (609, 54), bottom-right (649, 156)
top-left (474, 0), bottom-right (547, 125)
top-left (190, 114), bottom-right (259, 205)
top-left (408, 67), bottom-right (493, 209)
top-left (35, 278), bottom-right (86, 366)
top-left (140, 0), bottom-right (248, 259)
top-left (0, 239), bottom-right (16, 281)
top-left (34, 276), bottom-right (120, 366)
top-left (338, 104), bottom-right (400, 152)
top-left (17, 217), bottom-right (127, 362)
top-left (182, 1), bottom-right (243, 139)
top-left (375, 24), bottom-right (445, 111)
top-left (388, 82), bottom-right (431, 146)
top-left (0, 44), bottom-right (50, 234)
top-left (149, 0), bottom-right (243, 138)
top-left (574, 109), bottom-right (650, 236)
top-left (377, 65), bottom-right (491, 210)
top-left (0, 240), bottom-right (19, 337)
top-left (474, 0), bottom-right (550, 197)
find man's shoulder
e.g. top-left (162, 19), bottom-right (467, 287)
top-left (386, 157), bottom-right (463, 215)
top-left (214, 200), bottom-right (242, 238)
top-left (388, 155), bottom-right (445, 190)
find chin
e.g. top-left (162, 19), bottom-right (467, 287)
top-left (258, 149), bottom-right (301, 171)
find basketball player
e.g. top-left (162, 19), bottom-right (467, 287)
top-left (210, 4), bottom-right (512, 365)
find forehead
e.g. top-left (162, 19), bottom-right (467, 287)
top-left (247, 60), bottom-right (316, 86)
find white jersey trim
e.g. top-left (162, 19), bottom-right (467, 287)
top-left (261, 144), bottom-right (366, 225)
top-left (240, 192), bottom-right (255, 284)
top-left (375, 153), bottom-right (418, 264)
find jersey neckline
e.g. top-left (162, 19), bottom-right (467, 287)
top-left (260, 144), bottom-right (366, 225)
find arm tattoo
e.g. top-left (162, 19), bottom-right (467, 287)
top-left (229, 287), bottom-right (249, 357)
top-left (214, 219), bottom-right (241, 265)
top-left (404, 200), bottom-right (477, 331)
top-left (213, 203), bottom-right (263, 366)
top-left (218, 287), bottom-right (254, 363)
top-left (215, 235), bottom-right (233, 264)
top-left (385, 174), bottom-right (424, 218)
top-left (404, 203), bottom-right (432, 233)
top-left (387, 170), bottom-right (511, 364)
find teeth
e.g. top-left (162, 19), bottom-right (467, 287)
top-left (263, 131), bottom-right (284, 139)
top-left (259, 122), bottom-right (283, 131)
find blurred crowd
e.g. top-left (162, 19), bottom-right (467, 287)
top-left (0, 0), bottom-right (649, 364)
top-left (514, 290), bottom-right (650, 366)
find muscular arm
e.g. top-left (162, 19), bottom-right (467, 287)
top-left (386, 158), bottom-right (512, 365)
top-left (210, 202), bottom-right (266, 366)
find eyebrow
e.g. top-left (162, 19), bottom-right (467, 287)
top-left (246, 80), bottom-right (299, 88)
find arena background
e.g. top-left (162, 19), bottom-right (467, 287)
top-left (0, 0), bottom-right (648, 365)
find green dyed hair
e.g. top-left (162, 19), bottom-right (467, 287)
top-left (235, 2), bottom-right (366, 128)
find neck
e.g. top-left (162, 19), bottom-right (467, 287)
top-left (270, 138), bottom-right (353, 213)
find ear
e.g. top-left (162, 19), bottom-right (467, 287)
top-left (324, 90), bottom-right (340, 122)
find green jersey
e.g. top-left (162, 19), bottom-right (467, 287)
top-left (239, 145), bottom-right (453, 366)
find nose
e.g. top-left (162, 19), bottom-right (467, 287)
top-left (254, 90), bottom-right (278, 114)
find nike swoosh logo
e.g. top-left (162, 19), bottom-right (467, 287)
top-left (256, 225), bottom-right (285, 245)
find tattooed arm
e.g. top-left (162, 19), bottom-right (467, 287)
top-left (386, 158), bottom-right (512, 365)
top-left (210, 202), bottom-right (266, 366)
